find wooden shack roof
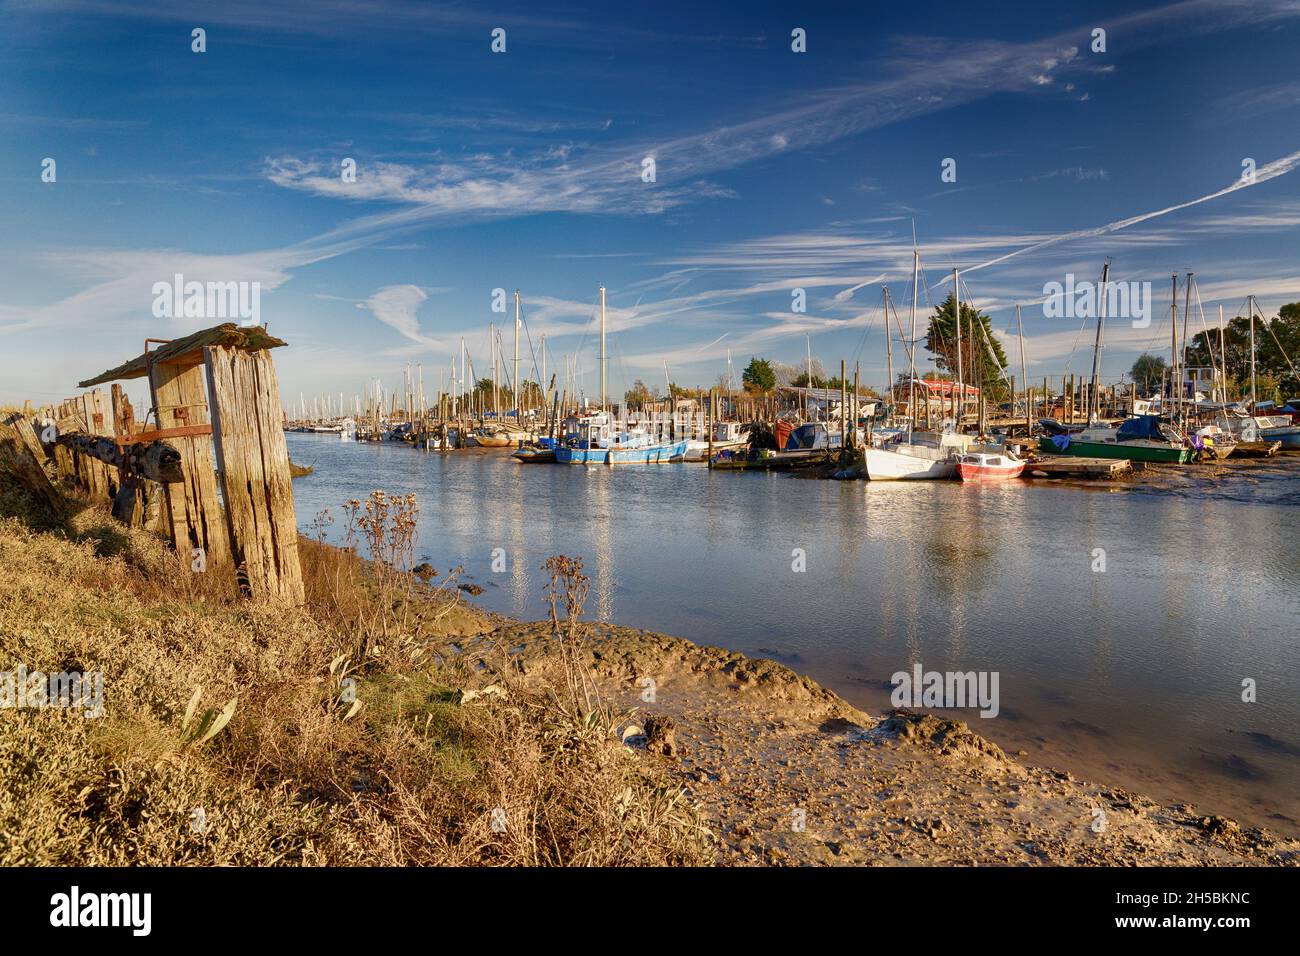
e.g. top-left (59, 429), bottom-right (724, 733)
top-left (79, 324), bottom-right (287, 388)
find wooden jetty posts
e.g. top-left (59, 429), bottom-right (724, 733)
top-left (14, 323), bottom-right (305, 604)
top-left (0, 410), bottom-right (65, 515)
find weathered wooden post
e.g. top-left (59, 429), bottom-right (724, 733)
top-left (204, 342), bottom-right (305, 604)
top-left (78, 324), bottom-right (297, 599)
top-left (110, 384), bottom-right (144, 527)
top-left (147, 354), bottom-right (231, 570)
top-left (0, 412), bottom-right (64, 515)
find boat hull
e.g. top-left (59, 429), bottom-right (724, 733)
top-left (683, 438), bottom-right (746, 462)
top-left (556, 439), bottom-right (688, 464)
top-left (1038, 437), bottom-right (1191, 463)
top-left (957, 461), bottom-right (1025, 481)
top-left (512, 448), bottom-right (556, 463)
top-left (863, 447), bottom-right (956, 480)
top-left (1260, 426), bottom-right (1300, 450)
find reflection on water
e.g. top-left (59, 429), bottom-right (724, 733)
top-left (288, 434), bottom-right (1300, 835)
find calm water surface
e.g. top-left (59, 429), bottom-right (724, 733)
top-left (288, 433), bottom-right (1300, 835)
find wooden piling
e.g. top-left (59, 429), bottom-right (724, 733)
top-left (204, 345), bottom-right (305, 604)
top-left (0, 412), bottom-right (64, 515)
top-left (148, 358), bottom-right (231, 570)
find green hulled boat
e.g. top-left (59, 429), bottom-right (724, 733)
top-left (1039, 415), bottom-right (1192, 464)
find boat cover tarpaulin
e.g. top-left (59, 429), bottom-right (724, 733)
top-left (1116, 415), bottom-right (1163, 441)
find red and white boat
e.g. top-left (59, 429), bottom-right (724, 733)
top-left (956, 450), bottom-right (1025, 481)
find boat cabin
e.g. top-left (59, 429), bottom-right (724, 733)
top-left (712, 420), bottom-right (745, 443)
top-left (564, 413), bottom-right (660, 450)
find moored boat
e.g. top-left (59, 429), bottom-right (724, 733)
top-left (509, 447), bottom-right (556, 463)
top-left (862, 429), bottom-right (982, 481)
top-left (1192, 424), bottom-right (1237, 460)
top-left (683, 420), bottom-right (748, 461)
top-left (957, 451), bottom-right (1026, 480)
top-left (1039, 415), bottom-right (1192, 463)
top-left (1254, 415), bottom-right (1300, 450)
top-left (862, 443), bottom-right (957, 480)
top-left (509, 437), bottom-right (556, 463)
top-left (555, 413), bottom-right (687, 464)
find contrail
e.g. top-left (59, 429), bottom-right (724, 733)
top-left (965, 148), bottom-right (1300, 274)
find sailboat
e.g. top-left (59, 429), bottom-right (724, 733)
top-left (863, 261), bottom-right (975, 480)
top-left (1040, 267), bottom-right (1193, 464)
top-left (864, 433), bottom-right (965, 479)
top-left (554, 288), bottom-right (688, 465)
top-left (1041, 415), bottom-right (1192, 462)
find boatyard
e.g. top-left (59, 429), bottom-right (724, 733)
top-left (8, 0), bottom-right (1300, 916)
top-left (279, 263), bottom-right (1299, 489)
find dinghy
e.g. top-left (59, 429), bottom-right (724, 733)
top-left (956, 451), bottom-right (1025, 481)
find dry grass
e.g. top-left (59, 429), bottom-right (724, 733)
top-left (0, 481), bottom-right (711, 866)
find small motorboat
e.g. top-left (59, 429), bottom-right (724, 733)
top-left (956, 450), bottom-right (1025, 481)
top-left (512, 438), bottom-right (557, 463)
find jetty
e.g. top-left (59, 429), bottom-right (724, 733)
top-left (1028, 456), bottom-right (1132, 478)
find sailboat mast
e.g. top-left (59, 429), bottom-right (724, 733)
top-left (1089, 260), bottom-right (1109, 423)
top-left (884, 288), bottom-right (894, 420)
top-left (491, 322), bottom-right (498, 421)
top-left (1016, 303), bottom-right (1030, 433)
top-left (805, 333), bottom-right (813, 420)
top-left (909, 248), bottom-right (919, 431)
top-left (1249, 294), bottom-right (1257, 410)
top-left (513, 289), bottom-right (521, 422)
top-left (1182, 273), bottom-right (1193, 413)
top-left (953, 269), bottom-right (963, 426)
top-left (1175, 277), bottom-right (1185, 421)
top-left (1218, 305), bottom-right (1226, 402)
top-left (599, 284), bottom-right (607, 412)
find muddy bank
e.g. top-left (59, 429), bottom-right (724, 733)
top-left (422, 605), bottom-right (1300, 866)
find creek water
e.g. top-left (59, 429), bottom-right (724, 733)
top-left (287, 432), bottom-right (1300, 836)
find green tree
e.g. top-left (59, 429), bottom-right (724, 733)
top-left (791, 371), bottom-right (827, 388)
top-left (742, 357), bottom-right (776, 392)
top-left (1184, 303), bottom-right (1300, 397)
top-left (1129, 353), bottom-right (1168, 394)
top-left (623, 379), bottom-right (655, 409)
top-left (924, 293), bottom-right (1009, 397)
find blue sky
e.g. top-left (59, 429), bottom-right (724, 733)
top-left (3, 0), bottom-right (1300, 409)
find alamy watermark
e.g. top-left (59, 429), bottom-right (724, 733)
top-left (50, 886), bottom-right (150, 936)
top-left (890, 663), bottom-right (1000, 718)
top-left (151, 273), bottom-right (261, 326)
top-left (0, 665), bottom-right (104, 718)
top-left (1042, 273), bottom-right (1151, 329)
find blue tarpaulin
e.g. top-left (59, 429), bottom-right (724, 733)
top-left (1116, 415), bottom-right (1163, 441)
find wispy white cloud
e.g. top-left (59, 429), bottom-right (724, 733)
top-left (357, 284), bottom-right (433, 345)
top-left (964, 148), bottom-right (1300, 274)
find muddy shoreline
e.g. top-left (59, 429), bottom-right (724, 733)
top-left (417, 596), bottom-right (1300, 865)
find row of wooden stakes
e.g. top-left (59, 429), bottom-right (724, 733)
top-left (1, 329), bottom-right (306, 605)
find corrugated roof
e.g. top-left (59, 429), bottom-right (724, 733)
top-left (78, 323), bottom-right (286, 388)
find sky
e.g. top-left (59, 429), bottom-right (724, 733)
top-left (3, 0), bottom-right (1300, 410)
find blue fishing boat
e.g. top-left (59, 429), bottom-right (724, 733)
top-left (554, 413), bottom-right (688, 464)
top-left (1253, 406), bottom-right (1300, 450)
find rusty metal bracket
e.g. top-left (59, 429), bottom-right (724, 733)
top-left (116, 424), bottom-right (212, 446)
